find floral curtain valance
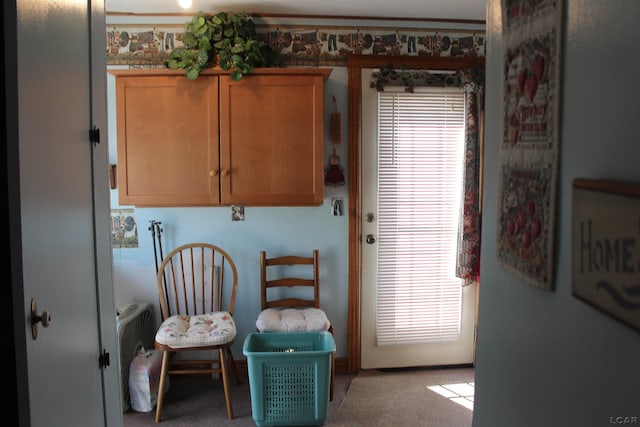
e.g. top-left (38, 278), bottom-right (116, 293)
top-left (371, 64), bottom-right (484, 286)
top-left (370, 63), bottom-right (485, 92)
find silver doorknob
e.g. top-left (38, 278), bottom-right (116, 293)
top-left (366, 234), bottom-right (376, 244)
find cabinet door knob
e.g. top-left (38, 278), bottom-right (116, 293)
top-left (210, 169), bottom-right (219, 177)
top-left (221, 169), bottom-right (230, 177)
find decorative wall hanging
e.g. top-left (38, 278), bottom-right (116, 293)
top-left (496, 0), bottom-right (564, 290)
top-left (231, 205), bottom-right (245, 221)
top-left (572, 178), bottom-right (640, 333)
top-left (325, 149), bottom-right (345, 187)
top-left (111, 209), bottom-right (138, 248)
top-left (331, 197), bottom-right (344, 216)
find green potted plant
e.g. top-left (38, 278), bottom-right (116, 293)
top-left (165, 11), bottom-right (280, 80)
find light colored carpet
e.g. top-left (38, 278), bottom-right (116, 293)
top-left (123, 373), bottom-right (354, 426)
top-left (123, 367), bottom-right (474, 426)
top-left (328, 367), bottom-right (475, 427)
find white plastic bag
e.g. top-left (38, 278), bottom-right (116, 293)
top-left (128, 347), bottom-right (169, 412)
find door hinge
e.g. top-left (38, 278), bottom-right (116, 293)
top-left (89, 126), bottom-right (100, 145)
top-left (99, 349), bottom-right (110, 369)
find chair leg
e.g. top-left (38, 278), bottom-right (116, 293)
top-left (220, 348), bottom-right (234, 419)
top-left (155, 350), bottom-right (171, 423)
top-left (226, 347), bottom-right (241, 384)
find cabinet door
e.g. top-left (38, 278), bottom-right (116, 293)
top-left (219, 74), bottom-right (325, 206)
top-left (116, 75), bottom-right (219, 206)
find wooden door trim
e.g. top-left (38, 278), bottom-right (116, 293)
top-left (346, 54), bottom-right (485, 374)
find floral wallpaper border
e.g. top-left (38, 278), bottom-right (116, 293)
top-left (107, 23), bottom-right (485, 67)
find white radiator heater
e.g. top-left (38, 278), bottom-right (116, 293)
top-left (116, 302), bottom-right (156, 412)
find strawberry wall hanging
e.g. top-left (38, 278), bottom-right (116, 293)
top-left (497, 0), bottom-right (564, 291)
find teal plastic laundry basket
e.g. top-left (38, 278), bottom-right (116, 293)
top-left (243, 332), bottom-right (336, 427)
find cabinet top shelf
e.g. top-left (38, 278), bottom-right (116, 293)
top-left (108, 67), bottom-right (333, 79)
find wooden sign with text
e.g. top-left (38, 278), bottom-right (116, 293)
top-left (572, 178), bottom-right (640, 332)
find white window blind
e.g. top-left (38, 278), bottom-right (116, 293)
top-left (376, 88), bottom-right (465, 346)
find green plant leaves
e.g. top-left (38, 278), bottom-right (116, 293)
top-left (182, 32), bottom-right (198, 48)
top-left (186, 67), bottom-right (201, 80)
top-left (163, 11), bottom-right (280, 80)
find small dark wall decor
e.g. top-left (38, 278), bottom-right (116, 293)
top-left (572, 178), bottom-right (640, 333)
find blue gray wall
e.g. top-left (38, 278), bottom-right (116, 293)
top-left (474, 1), bottom-right (640, 426)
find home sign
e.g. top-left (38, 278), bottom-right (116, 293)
top-left (572, 178), bottom-right (640, 332)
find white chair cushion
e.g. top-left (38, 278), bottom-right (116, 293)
top-left (155, 312), bottom-right (236, 348)
top-left (256, 307), bottom-right (330, 332)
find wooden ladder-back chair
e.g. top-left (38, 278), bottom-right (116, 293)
top-left (255, 249), bottom-right (335, 400)
top-left (154, 243), bottom-right (240, 423)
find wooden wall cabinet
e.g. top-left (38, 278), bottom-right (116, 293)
top-left (111, 68), bottom-right (332, 207)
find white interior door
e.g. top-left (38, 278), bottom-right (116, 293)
top-left (12, 0), bottom-right (119, 425)
top-left (361, 69), bottom-right (477, 369)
